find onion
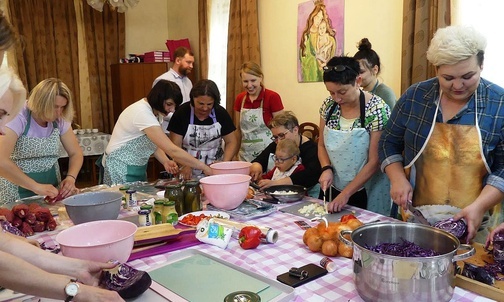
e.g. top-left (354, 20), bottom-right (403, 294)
top-left (433, 218), bottom-right (467, 240)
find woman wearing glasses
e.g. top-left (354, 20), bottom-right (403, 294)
top-left (102, 80), bottom-right (212, 185)
top-left (319, 56), bottom-right (391, 216)
top-left (249, 111), bottom-right (321, 196)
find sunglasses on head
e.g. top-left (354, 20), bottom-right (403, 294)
top-left (323, 65), bottom-right (359, 76)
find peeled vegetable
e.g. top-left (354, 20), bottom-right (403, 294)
top-left (433, 218), bottom-right (467, 240)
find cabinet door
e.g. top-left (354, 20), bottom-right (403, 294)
top-left (110, 63), bottom-right (168, 124)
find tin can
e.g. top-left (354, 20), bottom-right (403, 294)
top-left (125, 189), bottom-right (137, 208)
top-left (138, 209), bottom-right (152, 226)
top-left (153, 200), bottom-right (165, 224)
top-left (162, 200), bottom-right (178, 225)
top-left (164, 183), bottom-right (184, 216)
top-left (183, 180), bottom-right (201, 213)
top-left (224, 291), bottom-right (261, 302)
top-left (320, 257), bottom-right (336, 272)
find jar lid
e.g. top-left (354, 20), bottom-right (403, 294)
top-left (125, 189), bottom-right (137, 193)
top-left (165, 183), bottom-right (182, 188)
top-left (224, 291), bottom-right (260, 302)
top-left (140, 205), bottom-right (153, 210)
top-left (185, 180), bottom-right (200, 186)
top-left (163, 200), bottom-right (175, 206)
top-left (119, 186), bottom-right (130, 191)
top-left (138, 209), bottom-right (150, 215)
top-left (154, 200), bottom-right (165, 205)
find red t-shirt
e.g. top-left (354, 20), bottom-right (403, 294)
top-left (233, 88), bottom-right (284, 126)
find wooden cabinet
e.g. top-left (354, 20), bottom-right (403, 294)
top-left (110, 62), bottom-right (169, 124)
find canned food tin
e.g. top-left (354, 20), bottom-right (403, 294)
top-left (223, 291), bottom-right (261, 302)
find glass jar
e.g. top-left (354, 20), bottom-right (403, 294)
top-left (153, 200), bottom-right (165, 224)
top-left (183, 180), bottom-right (201, 213)
top-left (140, 205), bottom-right (154, 226)
top-left (125, 189), bottom-right (137, 208)
top-left (164, 183), bottom-right (184, 216)
top-left (138, 209), bottom-right (153, 226)
top-left (162, 200), bottom-right (178, 225)
top-left (119, 186), bottom-right (130, 205)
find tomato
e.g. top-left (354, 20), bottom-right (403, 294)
top-left (340, 214), bottom-right (357, 223)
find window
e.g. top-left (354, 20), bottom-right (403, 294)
top-left (452, 0), bottom-right (504, 87)
top-left (207, 0), bottom-right (230, 108)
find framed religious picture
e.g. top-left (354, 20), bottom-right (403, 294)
top-left (297, 0), bottom-right (344, 83)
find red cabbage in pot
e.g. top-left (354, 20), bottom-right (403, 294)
top-left (366, 239), bottom-right (439, 257)
top-left (433, 218), bottom-right (467, 240)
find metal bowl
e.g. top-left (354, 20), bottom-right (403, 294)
top-left (62, 191), bottom-right (122, 224)
top-left (263, 185), bottom-right (306, 203)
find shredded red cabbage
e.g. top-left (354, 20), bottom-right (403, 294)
top-left (365, 238), bottom-right (439, 257)
top-left (493, 231), bottom-right (504, 263)
top-left (433, 218), bottom-right (467, 240)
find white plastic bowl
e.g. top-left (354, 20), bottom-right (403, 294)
top-left (210, 161), bottom-right (252, 175)
top-left (56, 220), bottom-right (137, 263)
top-left (200, 174), bottom-right (251, 210)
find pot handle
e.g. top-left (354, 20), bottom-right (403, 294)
top-left (338, 230), bottom-right (353, 246)
top-left (452, 244), bottom-right (475, 262)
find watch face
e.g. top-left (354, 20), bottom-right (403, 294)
top-left (65, 283), bottom-right (79, 296)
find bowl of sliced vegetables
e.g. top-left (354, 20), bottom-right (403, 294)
top-left (263, 185), bottom-right (306, 203)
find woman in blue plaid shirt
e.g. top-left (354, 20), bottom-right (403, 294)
top-left (379, 25), bottom-right (504, 243)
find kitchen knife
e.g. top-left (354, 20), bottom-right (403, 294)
top-left (407, 200), bottom-right (430, 225)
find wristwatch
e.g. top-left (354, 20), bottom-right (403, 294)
top-left (64, 279), bottom-right (79, 302)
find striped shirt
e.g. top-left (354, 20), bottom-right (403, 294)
top-left (379, 77), bottom-right (504, 192)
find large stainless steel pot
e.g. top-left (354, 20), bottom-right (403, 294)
top-left (339, 222), bottom-right (474, 302)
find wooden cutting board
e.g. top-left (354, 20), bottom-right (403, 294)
top-left (455, 243), bottom-right (504, 301)
top-left (134, 224), bottom-right (193, 246)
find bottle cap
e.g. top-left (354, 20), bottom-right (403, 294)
top-left (266, 229), bottom-right (278, 243)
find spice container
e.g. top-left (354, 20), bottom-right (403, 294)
top-left (125, 189), bottom-right (137, 208)
top-left (138, 209), bottom-right (153, 226)
top-left (140, 205), bottom-right (154, 226)
top-left (164, 183), bottom-right (184, 216)
top-left (162, 200), bottom-right (178, 225)
top-left (153, 199), bottom-right (165, 224)
top-left (119, 186), bottom-right (130, 205)
top-left (183, 180), bottom-right (201, 213)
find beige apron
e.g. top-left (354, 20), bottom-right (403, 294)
top-left (238, 95), bottom-right (272, 162)
top-left (404, 92), bottom-right (498, 241)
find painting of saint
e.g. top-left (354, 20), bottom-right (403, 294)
top-left (298, 0), bottom-right (344, 82)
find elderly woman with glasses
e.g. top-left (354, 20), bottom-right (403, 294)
top-left (249, 111), bottom-right (321, 196)
top-left (318, 56), bottom-right (391, 216)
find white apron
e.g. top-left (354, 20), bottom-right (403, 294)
top-left (238, 95), bottom-right (272, 162)
top-left (183, 106), bottom-right (223, 177)
top-left (323, 91), bottom-right (391, 215)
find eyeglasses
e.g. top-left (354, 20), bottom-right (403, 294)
top-left (323, 65), bottom-right (359, 76)
top-left (270, 130), bottom-right (290, 141)
top-left (273, 154), bottom-right (295, 163)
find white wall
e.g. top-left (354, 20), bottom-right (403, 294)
top-left (258, 0), bottom-right (403, 124)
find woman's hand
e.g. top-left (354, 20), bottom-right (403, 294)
top-left (249, 163), bottom-right (263, 182)
top-left (163, 160), bottom-right (179, 175)
top-left (486, 222), bottom-right (504, 249)
top-left (257, 179), bottom-right (273, 189)
top-left (59, 176), bottom-right (79, 199)
top-left (318, 169), bottom-right (333, 192)
top-left (389, 176), bottom-right (413, 210)
top-left (179, 166), bottom-right (192, 180)
top-left (454, 202), bottom-right (486, 243)
top-left (76, 284), bottom-right (125, 302)
top-left (32, 183), bottom-right (59, 199)
top-left (75, 260), bottom-right (118, 287)
top-left (326, 191), bottom-right (350, 213)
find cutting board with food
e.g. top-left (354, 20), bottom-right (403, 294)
top-left (134, 223), bottom-right (193, 246)
top-left (455, 243), bottom-right (504, 301)
top-left (280, 201), bottom-right (356, 222)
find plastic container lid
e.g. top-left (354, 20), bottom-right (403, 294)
top-left (140, 205), bottom-right (153, 210)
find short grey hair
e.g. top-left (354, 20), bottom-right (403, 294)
top-left (426, 25), bottom-right (487, 67)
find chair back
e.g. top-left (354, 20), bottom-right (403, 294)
top-left (299, 122), bottom-right (319, 142)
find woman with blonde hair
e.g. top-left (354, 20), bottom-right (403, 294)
top-left (0, 78), bottom-right (83, 203)
top-left (234, 61), bottom-right (284, 162)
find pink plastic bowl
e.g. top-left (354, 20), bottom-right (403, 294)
top-left (55, 220), bottom-right (137, 263)
top-left (210, 161), bottom-right (252, 175)
top-left (200, 174), bottom-right (251, 210)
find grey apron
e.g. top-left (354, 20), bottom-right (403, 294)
top-left (0, 111), bottom-right (61, 203)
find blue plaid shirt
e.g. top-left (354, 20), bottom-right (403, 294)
top-left (379, 77), bottom-right (504, 192)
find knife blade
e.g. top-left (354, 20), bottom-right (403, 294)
top-left (407, 200), bottom-right (430, 225)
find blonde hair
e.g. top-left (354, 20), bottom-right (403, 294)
top-left (240, 61), bottom-right (264, 86)
top-left (0, 67), bottom-right (25, 117)
top-left (426, 25), bottom-right (487, 67)
top-left (27, 78), bottom-right (74, 122)
top-left (276, 139), bottom-right (300, 158)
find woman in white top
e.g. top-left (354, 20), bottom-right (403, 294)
top-left (103, 80), bottom-right (212, 185)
